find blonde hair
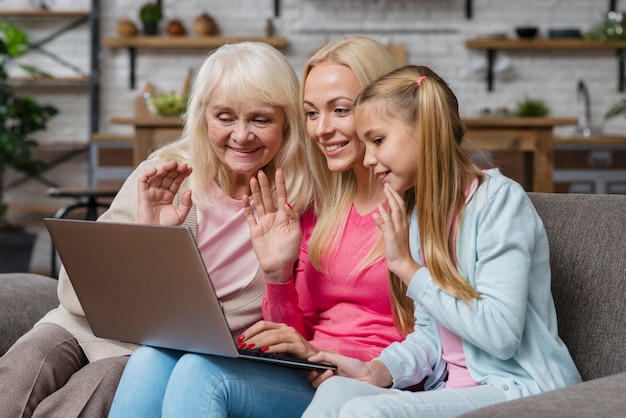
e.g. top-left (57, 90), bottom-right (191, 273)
top-left (300, 36), bottom-right (415, 334)
top-left (152, 42), bottom-right (313, 213)
top-left (356, 65), bottom-right (483, 322)
top-left (302, 36), bottom-right (399, 270)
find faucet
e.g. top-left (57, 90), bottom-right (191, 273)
top-left (577, 80), bottom-right (593, 136)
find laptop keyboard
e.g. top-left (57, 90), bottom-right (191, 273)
top-left (238, 348), bottom-right (337, 370)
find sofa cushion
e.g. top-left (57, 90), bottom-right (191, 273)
top-left (462, 371), bottom-right (626, 417)
top-left (0, 273), bottom-right (59, 356)
top-left (528, 193), bottom-right (626, 381)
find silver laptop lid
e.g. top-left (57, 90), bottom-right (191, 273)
top-left (44, 218), bottom-right (238, 357)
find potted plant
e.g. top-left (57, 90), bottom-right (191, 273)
top-left (0, 21), bottom-right (58, 272)
top-left (139, 2), bottom-right (163, 36)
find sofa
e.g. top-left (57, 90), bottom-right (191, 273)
top-left (1, 192), bottom-right (625, 415)
top-left (0, 272), bottom-right (58, 356)
top-left (462, 192), bottom-right (626, 417)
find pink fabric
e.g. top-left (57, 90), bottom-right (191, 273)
top-left (439, 324), bottom-right (479, 388)
top-left (263, 206), bottom-right (403, 361)
top-left (440, 176), bottom-right (481, 388)
top-left (196, 182), bottom-right (258, 298)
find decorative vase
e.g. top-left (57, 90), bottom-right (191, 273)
top-left (193, 13), bottom-right (218, 36)
top-left (167, 19), bottom-right (186, 36)
top-left (116, 18), bottom-right (138, 38)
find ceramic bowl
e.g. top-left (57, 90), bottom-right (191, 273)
top-left (516, 26), bottom-right (539, 39)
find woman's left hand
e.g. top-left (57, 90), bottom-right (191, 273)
top-left (373, 184), bottom-right (421, 285)
top-left (237, 320), bottom-right (319, 359)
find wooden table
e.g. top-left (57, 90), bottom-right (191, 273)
top-left (462, 117), bottom-right (578, 193)
top-left (110, 115), bottom-right (183, 166)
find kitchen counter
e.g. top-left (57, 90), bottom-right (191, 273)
top-left (110, 115), bottom-right (183, 166)
top-left (554, 135), bottom-right (626, 144)
top-left (111, 114), bottom-right (580, 193)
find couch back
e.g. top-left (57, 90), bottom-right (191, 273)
top-left (528, 193), bottom-right (626, 381)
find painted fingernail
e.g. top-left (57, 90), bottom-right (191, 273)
top-left (238, 343), bottom-right (247, 349)
top-left (237, 334), bottom-right (245, 342)
top-left (261, 346), bottom-right (269, 352)
top-left (285, 202), bottom-right (293, 210)
top-left (247, 343), bottom-right (255, 349)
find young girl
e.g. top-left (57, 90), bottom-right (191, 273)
top-left (302, 65), bottom-right (582, 418)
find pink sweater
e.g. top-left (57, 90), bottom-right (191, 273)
top-left (263, 206), bottom-right (403, 361)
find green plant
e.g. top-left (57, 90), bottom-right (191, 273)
top-left (514, 96), bottom-right (549, 117)
top-left (605, 98), bottom-right (626, 119)
top-left (149, 93), bottom-right (189, 116)
top-left (0, 21), bottom-right (58, 229)
top-left (585, 12), bottom-right (626, 42)
top-left (139, 2), bottom-right (163, 23)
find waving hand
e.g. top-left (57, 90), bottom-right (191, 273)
top-left (373, 183), bottom-right (421, 286)
top-left (137, 160), bottom-right (193, 225)
top-left (242, 169), bottom-right (301, 283)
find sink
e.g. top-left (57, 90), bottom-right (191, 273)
top-left (574, 125), bottom-right (603, 137)
top-left (576, 80), bottom-right (604, 137)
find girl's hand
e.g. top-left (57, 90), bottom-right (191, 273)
top-left (306, 352), bottom-right (393, 389)
top-left (137, 160), bottom-right (193, 225)
top-left (237, 320), bottom-right (319, 359)
top-left (373, 183), bottom-right (421, 286)
top-left (242, 169), bottom-right (301, 283)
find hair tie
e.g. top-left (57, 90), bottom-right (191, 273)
top-left (417, 75), bottom-right (427, 86)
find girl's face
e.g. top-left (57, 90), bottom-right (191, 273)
top-left (355, 102), bottom-right (417, 193)
top-left (206, 86), bottom-right (286, 182)
top-left (303, 63), bottom-right (364, 173)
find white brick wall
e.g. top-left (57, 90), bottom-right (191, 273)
top-left (4, 0), bottom-right (625, 142)
top-left (3, 0), bottom-right (626, 271)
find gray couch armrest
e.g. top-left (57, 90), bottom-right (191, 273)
top-left (461, 372), bottom-right (626, 417)
top-left (0, 273), bottom-right (59, 356)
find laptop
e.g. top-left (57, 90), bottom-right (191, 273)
top-left (44, 218), bottom-right (335, 371)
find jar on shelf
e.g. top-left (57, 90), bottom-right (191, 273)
top-left (116, 18), bottom-right (138, 38)
top-left (167, 18), bottom-right (186, 36)
top-left (193, 13), bottom-right (218, 36)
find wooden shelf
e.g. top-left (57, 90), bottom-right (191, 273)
top-left (103, 36), bottom-right (288, 89)
top-left (0, 10), bottom-right (89, 17)
top-left (103, 35), bottom-right (288, 49)
top-left (466, 38), bottom-right (626, 50)
top-left (465, 37), bottom-right (626, 92)
top-left (9, 76), bottom-right (90, 87)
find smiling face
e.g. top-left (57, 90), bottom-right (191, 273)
top-left (303, 63), bottom-right (365, 173)
top-left (205, 86), bottom-right (286, 184)
top-left (355, 102), bottom-right (418, 193)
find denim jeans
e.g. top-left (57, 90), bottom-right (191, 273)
top-left (303, 376), bottom-right (508, 418)
top-left (109, 346), bottom-right (315, 418)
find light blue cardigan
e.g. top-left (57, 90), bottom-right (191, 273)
top-left (377, 169), bottom-right (581, 400)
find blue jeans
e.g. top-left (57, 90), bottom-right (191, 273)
top-left (109, 346), bottom-right (315, 418)
top-left (303, 376), bottom-right (508, 418)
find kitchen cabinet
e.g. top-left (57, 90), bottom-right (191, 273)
top-left (103, 35), bottom-right (288, 89)
top-left (462, 117), bottom-right (578, 193)
top-left (553, 136), bottom-right (626, 194)
top-left (465, 38), bottom-right (626, 91)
